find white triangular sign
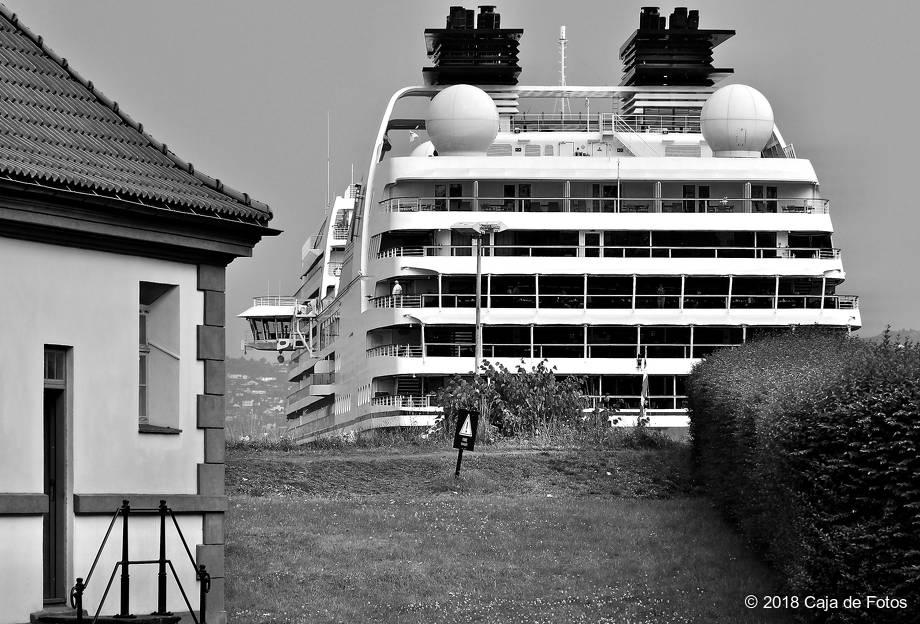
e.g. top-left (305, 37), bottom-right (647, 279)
top-left (459, 415), bottom-right (473, 437)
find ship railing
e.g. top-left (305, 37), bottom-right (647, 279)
top-left (509, 113), bottom-right (702, 134)
top-left (251, 296), bottom-right (298, 307)
top-left (370, 395), bottom-right (439, 408)
top-left (366, 344), bottom-right (424, 358)
top-left (584, 395), bottom-right (691, 410)
top-left (308, 372), bottom-right (335, 386)
top-left (362, 342), bottom-right (747, 360)
top-left (380, 196), bottom-right (830, 215)
top-left (287, 384), bottom-right (316, 407)
top-left (834, 295), bottom-right (860, 309)
top-left (377, 245), bottom-right (841, 260)
top-left (367, 293), bottom-right (858, 312)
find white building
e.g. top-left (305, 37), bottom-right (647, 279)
top-left (242, 5), bottom-right (859, 443)
top-left (0, 8), bottom-right (275, 624)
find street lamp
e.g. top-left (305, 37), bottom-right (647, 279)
top-left (450, 221), bottom-right (507, 375)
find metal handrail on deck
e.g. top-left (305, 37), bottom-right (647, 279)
top-left (366, 344), bottom-right (424, 358)
top-left (70, 500), bottom-right (210, 624)
top-left (379, 196), bottom-right (830, 215)
top-left (368, 293), bottom-right (859, 311)
top-left (251, 296), bottom-right (297, 307)
top-left (508, 112), bottom-right (702, 134)
top-left (377, 245), bottom-right (841, 260)
top-left (371, 395), bottom-right (439, 408)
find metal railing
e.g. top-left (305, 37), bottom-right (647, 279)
top-left (366, 344), bottom-right (424, 358)
top-left (370, 395), bottom-right (439, 408)
top-left (363, 342), bottom-right (750, 360)
top-left (508, 112), bottom-right (702, 134)
top-left (332, 226), bottom-right (349, 239)
top-left (584, 395), bottom-right (691, 410)
top-left (287, 384), bottom-right (316, 406)
top-left (377, 244), bottom-right (840, 260)
top-left (308, 372), bottom-right (335, 385)
top-left (379, 196), bottom-right (830, 215)
top-left (70, 500), bottom-right (209, 624)
top-left (251, 296), bottom-right (297, 307)
top-left (369, 293), bottom-right (859, 311)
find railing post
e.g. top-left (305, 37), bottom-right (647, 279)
top-left (154, 500), bottom-right (170, 615)
top-left (198, 564), bottom-right (211, 624)
top-left (71, 577), bottom-right (85, 624)
top-left (117, 499), bottom-right (131, 618)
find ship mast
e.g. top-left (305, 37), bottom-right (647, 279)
top-left (555, 26), bottom-right (572, 117)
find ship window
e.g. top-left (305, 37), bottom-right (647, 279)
top-left (682, 185), bottom-right (710, 212)
top-left (435, 184), bottom-right (446, 210)
top-left (751, 185), bottom-right (778, 212)
top-left (138, 282), bottom-right (180, 433)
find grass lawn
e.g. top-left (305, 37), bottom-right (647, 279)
top-left (226, 444), bottom-right (791, 623)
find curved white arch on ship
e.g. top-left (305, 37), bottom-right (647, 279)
top-left (358, 83), bottom-right (783, 310)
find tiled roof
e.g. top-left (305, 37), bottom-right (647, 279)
top-left (0, 6), bottom-right (271, 224)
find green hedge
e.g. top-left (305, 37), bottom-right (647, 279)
top-left (688, 331), bottom-right (920, 623)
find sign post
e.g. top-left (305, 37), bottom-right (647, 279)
top-left (452, 408), bottom-right (479, 478)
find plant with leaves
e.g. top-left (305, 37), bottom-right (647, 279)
top-left (434, 359), bottom-right (614, 441)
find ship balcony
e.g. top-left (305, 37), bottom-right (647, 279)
top-left (327, 261), bottom-right (343, 277)
top-left (288, 350), bottom-right (319, 381)
top-left (370, 394), bottom-right (441, 410)
top-left (367, 275), bottom-right (857, 329)
top-left (287, 373), bottom-right (336, 408)
top-left (380, 196), bottom-right (829, 215)
top-left (362, 393), bottom-right (687, 427)
top-left (367, 341), bottom-right (738, 361)
top-left (370, 293), bottom-right (858, 311)
top-left (377, 244), bottom-right (840, 261)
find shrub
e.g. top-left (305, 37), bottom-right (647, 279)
top-left (688, 330), bottom-right (920, 623)
top-left (434, 359), bottom-right (619, 443)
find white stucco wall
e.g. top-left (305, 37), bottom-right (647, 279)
top-left (0, 236), bottom-right (207, 619)
top-left (0, 518), bottom-right (43, 623)
top-left (0, 237), bottom-right (204, 494)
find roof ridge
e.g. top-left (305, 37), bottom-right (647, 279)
top-left (0, 4), bottom-right (272, 217)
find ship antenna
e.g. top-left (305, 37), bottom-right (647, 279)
top-left (555, 26), bottom-right (572, 118)
top-left (325, 112), bottom-right (331, 217)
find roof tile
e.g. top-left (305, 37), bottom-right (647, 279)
top-left (0, 9), bottom-right (270, 223)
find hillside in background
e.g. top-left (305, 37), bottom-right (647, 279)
top-left (226, 357), bottom-right (293, 440)
top-left (862, 328), bottom-right (920, 344)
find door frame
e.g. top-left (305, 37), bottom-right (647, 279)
top-left (42, 346), bottom-right (72, 605)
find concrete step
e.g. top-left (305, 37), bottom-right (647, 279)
top-left (32, 611), bottom-right (181, 624)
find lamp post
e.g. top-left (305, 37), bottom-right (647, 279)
top-left (448, 221), bottom-right (506, 479)
top-left (450, 221), bottom-right (507, 375)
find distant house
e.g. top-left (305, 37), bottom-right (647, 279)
top-left (0, 8), bottom-right (276, 624)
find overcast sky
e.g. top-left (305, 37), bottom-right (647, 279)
top-left (9, 0), bottom-right (919, 349)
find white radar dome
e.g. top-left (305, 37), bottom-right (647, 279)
top-left (700, 84), bottom-right (774, 158)
top-left (426, 84), bottom-right (498, 156)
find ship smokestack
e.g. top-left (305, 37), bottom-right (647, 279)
top-left (423, 5), bottom-right (523, 86)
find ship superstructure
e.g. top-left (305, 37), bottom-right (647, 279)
top-left (245, 5), bottom-right (860, 442)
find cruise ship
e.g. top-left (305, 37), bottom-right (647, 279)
top-left (240, 5), bottom-right (860, 442)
